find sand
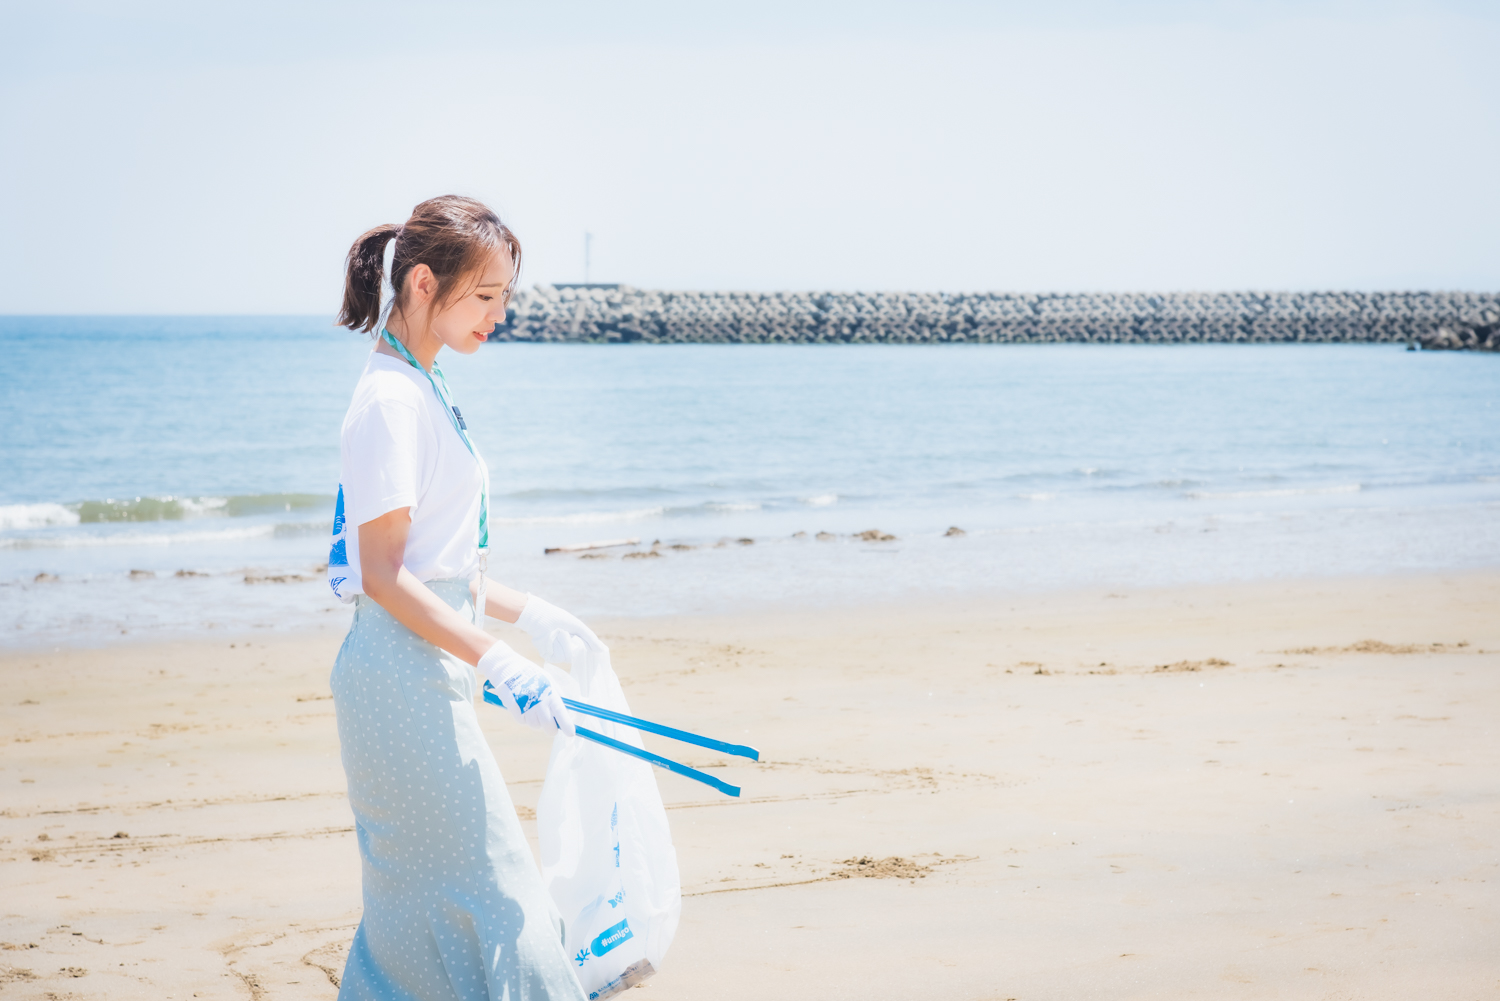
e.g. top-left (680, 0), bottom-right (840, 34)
top-left (2, 571), bottom-right (1497, 1000)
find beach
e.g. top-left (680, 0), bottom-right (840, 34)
top-left (3, 569), bottom-right (1496, 999)
top-left (7, 1), bottom-right (1500, 997)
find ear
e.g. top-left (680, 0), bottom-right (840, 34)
top-left (407, 263), bottom-right (437, 306)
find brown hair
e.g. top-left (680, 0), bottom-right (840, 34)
top-left (338, 195), bottom-right (522, 333)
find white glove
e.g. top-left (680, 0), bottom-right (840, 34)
top-left (476, 640), bottom-right (575, 736)
top-left (515, 594), bottom-right (606, 665)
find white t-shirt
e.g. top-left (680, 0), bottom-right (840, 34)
top-left (335, 351), bottom-right (488, 589)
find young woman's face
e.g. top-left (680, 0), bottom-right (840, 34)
top-left (429, 248), bottom-right (516, 355)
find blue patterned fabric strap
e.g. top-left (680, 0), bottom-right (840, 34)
top-left (379, 329), bottom-right (490, 552)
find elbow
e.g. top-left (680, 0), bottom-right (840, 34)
top-left (362, 575), bottom-right (391, 604)
top-left (359, 561), bottom-right (403, 604)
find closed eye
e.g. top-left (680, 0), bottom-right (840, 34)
top-left (477, 294), bottom-right (494, 302)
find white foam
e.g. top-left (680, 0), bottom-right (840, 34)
top-left (704, 502), bottom-right (762, 513)
top-left (0, 503), bottom-right (81, 530)
top-left (1019, 492), bottom-right (1057, 501)
top-left (491, 506), bottom-right (666, 527)
top-left (0, 524), bottom-right (277, 549)
top-left (800, 493), bottom-right (839, 507)
top-left (1187, 484), bottom-right (1362, 500)
top-left (179, 496), bottom-right (230, 516)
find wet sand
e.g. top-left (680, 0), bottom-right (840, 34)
top-left (2, 571), bottom-right (1497, 999)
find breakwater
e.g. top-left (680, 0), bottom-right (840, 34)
top-left (495, 287), bottom-right (1500, 348)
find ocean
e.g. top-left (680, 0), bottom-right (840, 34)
top-left (2, 316), bottom-right (1497, 647)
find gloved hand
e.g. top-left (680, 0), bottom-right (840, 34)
top-left (476, 640), bottom-right (575, 736)
top-left (515, 594), bottom-right (607, 665)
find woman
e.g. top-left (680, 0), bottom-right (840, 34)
top-left (328, 195), bottom-right (597, 1000)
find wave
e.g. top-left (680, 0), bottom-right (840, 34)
top-left (77, 496), bottom-right (228, 522)
top-left (0, 524), bottom-right (279, 549)
top-left (0, 503), bottom-right (81, 530)
top-left (491, 506), bottom-right (667, 527)
top-left (493, 499), bottom-right (771, 526)
top-left (799, 493), bottom-right (838, 507)
top-left (4, 491), bottom-right (773, 537)
top-left (1187, 484), bottom-right (1362, 500)
top-left (78, 493), bottom-right (331, 522)
top-left (1, 493), bottom-right (333, 528)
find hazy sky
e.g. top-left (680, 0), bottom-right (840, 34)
top-left (2, 1), bottom-right (1497, 313)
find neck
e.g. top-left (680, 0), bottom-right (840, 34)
top-left (381, 314), bottom-right (440, 371)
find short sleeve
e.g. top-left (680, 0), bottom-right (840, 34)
top-left (342, 396), bottom-right (423, 527)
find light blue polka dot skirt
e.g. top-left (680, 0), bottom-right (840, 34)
top-left (331, 578), bottom-right (586, 1001)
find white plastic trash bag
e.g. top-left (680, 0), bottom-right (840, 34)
top-left (537, 649), bottom-right (681, 1000)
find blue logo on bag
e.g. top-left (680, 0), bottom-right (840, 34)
top-left (608, 890), bottom-right (625, 909)
top-left (332, 486), bottom-right (345, 536)
top-left (589, 919), bottom-right (633, 959)
top-left (329, 538), bottom-right (348, 568)
top-left (329, 576), bottom-right (347, 597)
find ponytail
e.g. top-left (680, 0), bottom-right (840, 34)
top-left (338, 224), bottom-right (400, 333)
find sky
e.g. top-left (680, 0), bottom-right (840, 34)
top-left (1, 1), bottom-right (1497, 313)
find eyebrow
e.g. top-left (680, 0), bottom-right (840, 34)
top-left (476, 283), bottom-right (510, 288)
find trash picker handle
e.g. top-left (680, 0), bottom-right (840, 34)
top-left (574, 725), bottom-right (742, 798)
top-left (561, 697), bottom-right (760, 762)
top-left (480, 689), bottom-right (742, 798)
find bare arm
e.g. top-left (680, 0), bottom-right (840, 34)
top-left (473, 575), bottom-right (528, 624)
top-left (360, 508), bottom-right (501, 666)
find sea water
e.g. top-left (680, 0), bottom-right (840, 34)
top-left (2, 316), bottom-right (1497, 647)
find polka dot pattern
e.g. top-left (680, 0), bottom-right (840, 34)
top-left (331, 578), bottom-right (586, 1001)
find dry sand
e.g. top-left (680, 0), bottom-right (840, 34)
top-left (2, 571), bottom-right (1497, 999)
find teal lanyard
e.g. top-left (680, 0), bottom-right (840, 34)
top-left (380, 329), bottom-right (490, 554)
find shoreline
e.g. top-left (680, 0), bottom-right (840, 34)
top-left (3, 568), bottom-right (1497, 998)
top-left (6, 562), bottom-right (1500, 656)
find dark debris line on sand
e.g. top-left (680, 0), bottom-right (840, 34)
top-left (556, 528), bottom-right (923, 558)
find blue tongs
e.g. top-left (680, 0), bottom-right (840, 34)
top-left (482, 686), bottom-right (758, 798)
